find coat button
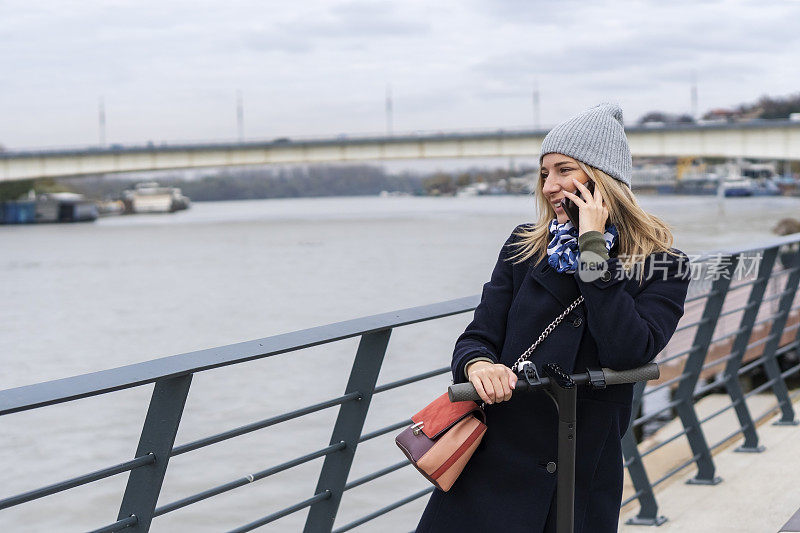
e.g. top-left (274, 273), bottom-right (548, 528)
top-left (572, 317), bottom-right (582, 328)
top-left (546, 462), bottom-right (557, 473)
top-left (600, 270), bottom-right (612, 282)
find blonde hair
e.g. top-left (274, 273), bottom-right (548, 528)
top-left (509, 162), bottom-right (678, 280)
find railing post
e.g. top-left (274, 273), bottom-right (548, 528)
top-left (675, 254), bottom-right (739, 485)
top-left (303, 329), bottom-right (392, 533)
top-left (759, 247), bottom-right (800, 425)
top-left (117, 374), bottom-right (192, 532)
top-left (623, 381), bottom-right (667, 526)
top-left (726, 248), bottom-right (778, 452)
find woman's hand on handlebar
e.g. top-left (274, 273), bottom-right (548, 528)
top-left (466, 361), bottom-right (517, 404)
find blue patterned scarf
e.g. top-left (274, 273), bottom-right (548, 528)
top-left (546, 219), bottom-right (619, 274)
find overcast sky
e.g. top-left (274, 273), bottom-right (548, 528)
top-left (2, 0), bottom-right (799, 150)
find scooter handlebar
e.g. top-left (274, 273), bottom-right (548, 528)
top-left (447, 363), bottom-right (660, 403)
top-left (602, 363), bottom-right (660, 386)
top-left (448, 382), bottom-right (485, 402)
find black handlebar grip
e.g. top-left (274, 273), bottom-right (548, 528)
top-left (602, 363), bottom-right (660, 386)
top-left (448, 382), bottom-right (482, 403)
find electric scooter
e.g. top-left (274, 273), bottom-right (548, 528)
top-left (448, 362), bottom-right (660, 533)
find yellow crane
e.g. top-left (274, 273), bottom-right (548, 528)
top-left (676, 157), bottom-right (705, 181)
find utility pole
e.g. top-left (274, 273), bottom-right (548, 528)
top-left (691, 71), bottom-right (698, 121)
top-left (533, 81), bottom-right (540, 129)
top-left (98, 96), bottom-right (106, 146)
top-left (385, 84), bottom-right (393, 136)
top-left (236, 89), bottom-right (244, 142)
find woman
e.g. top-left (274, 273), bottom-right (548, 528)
top-left (415, 104), bottom-right (691, 533)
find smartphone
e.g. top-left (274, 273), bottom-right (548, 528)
top-left (560, 180), bottom-right (594, 228)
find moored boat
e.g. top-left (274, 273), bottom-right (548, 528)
top-left (122, 182), bottom-right (191, 214)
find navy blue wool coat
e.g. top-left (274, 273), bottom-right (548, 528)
top-left (416, 225), bottom-right (691, 533)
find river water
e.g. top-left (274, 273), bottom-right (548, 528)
top-left (2, 194), bottom-right (799, 532)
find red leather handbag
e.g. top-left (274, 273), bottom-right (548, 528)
top-left (395, 393), bottom-right (486, 491)
top-left (395, 295), bottom-right (583, 491)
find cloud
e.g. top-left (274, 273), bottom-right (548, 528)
top-left (1, 0), bottom-right (799, 147)
top-left (243, 1), bottom-right (429, 54)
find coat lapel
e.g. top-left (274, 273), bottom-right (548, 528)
top-left (528, 258), bottom-right (583, 311)
top-left (529, 238), bottom-right (622, 311)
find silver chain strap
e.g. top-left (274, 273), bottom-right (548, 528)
top-left (510, 296), bottom-right (584, 373)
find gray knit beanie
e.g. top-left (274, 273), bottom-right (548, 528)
top-left (539, 103), bottom-right (632, 187)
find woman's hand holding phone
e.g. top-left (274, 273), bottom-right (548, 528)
top-left (561, 178), bottom-right (609, 236)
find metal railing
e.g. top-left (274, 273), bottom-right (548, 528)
top-left (1, 235), bottom-right (800, 531)
top-left (622, 236), bottom-right (800, 526)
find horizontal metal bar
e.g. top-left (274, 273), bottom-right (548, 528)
top-left (716, 235), bottom-right (800, 256)
top-left (762, 288), bottom-right (796, 303)
top-left (0, 453), bottom-right (155, 511)
top-left (344, 460), bottom-right (410, 491)
top-left (674, 317), bottom-right (711, 334)
top-left (700, 351), bottom-right (740, 372)
top-left (738, 354), bottom-right (768, 376)
top-left (685, 290), bottom-right (717, 304)
top-left (650, 453), bottom-right (702, 488)
top-left (87, 515), bottom-right (139, 533)
top-left (709, 322), bottom-right (797, 371)
top-left (743, 377), bottom-right (779, 399)
top-left (359, 419), bottom-right (412, 443)
top-left (776, 340), bottom-right (800, 358)
top-left (172, 393), bottom-right (360, 456)
top-left (0, 296), bottom-right (480, 416)
top-left (709, 427), bottom-right (747, 451)
top-left (699, 321), bottom-right (790, 375)
top-left (620, 489), bottom-right (646, 508)
top-left (693, 378), bottom-right (728, 398)
top-left (781, 361), bottom-right (800, 379)
top-left (331, 487), bottom-right (434, 533)
top-left (717, 302), bottom-right (757, 319)
top-left (641, 372), bottom-right (690, 397)
top-left (698, 398), bottom-right (740, 425)
top-left (155, 442), bottom-right (345, 517)
top-left (658, 349), bottom-right (691, 365)
top-left (658, 345), bottom-right (698, 364)
top-left (227, 490), bottom-right (332, 533)
top-left (782, 322), bottom-right (800, 334)
top-left (728, 333), bottom-right (778, 364)
top-left (728, 277), bottom-right (766, 290)
top-left (708, 326), bottom-right (751, 347)
top-left (754, 403), bottom-right (786, 424)
top-left (632, 398), bottom-right (683, 428)
top-left (373, 367), bottom-right (450, 394)
top-left (640, 426), bottom-right (692, 458)
top-left (751, 310), bottom-right (789, 330)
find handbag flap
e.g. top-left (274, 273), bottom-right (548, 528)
top-left (411, 392), bottom-right (484, 439)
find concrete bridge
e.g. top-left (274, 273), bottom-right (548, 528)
top-left (2, 119), bottom-right (799, 182)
